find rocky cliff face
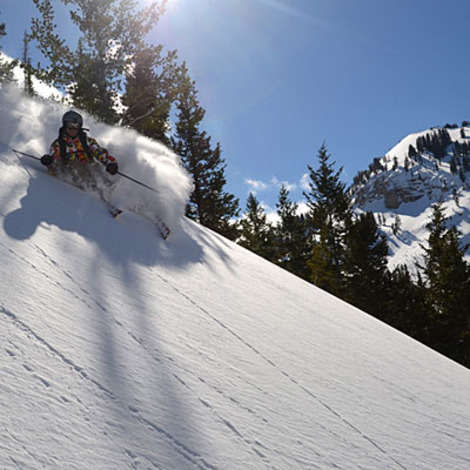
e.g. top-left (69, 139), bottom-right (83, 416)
top-left (348, 125), bottom-right (470, 269)
top-left (350, 126), bottom-right (470, 210)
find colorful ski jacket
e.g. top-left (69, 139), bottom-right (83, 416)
top-left (48, 129), bottom-right (117, 170)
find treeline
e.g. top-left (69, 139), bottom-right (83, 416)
top-left (239, 144), bottom-right (470, 368)
top-left (0, 1), bottom-right (240, 239)
top-left (353, 127), bottom-right (470, 189)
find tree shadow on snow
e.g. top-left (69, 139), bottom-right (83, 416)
top-left (3, 168), bottom-right (220, 466)
top-left (3, 170), bottom-right (234, 272)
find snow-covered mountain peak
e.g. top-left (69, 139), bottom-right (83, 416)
top-left (351, 125), bottom-right (470, 209)
top-left (349, 124), bottom-right (470, 269)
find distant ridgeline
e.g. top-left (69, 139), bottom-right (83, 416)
top-left (350, 121), bottom-right (470, 209)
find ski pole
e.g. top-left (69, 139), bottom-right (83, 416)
top-left (11, 148), bottom-right (40, 161)
top-left (117, 171), bottom-right (159, 194)
top-left (11, 148), bottom-right (159, 195)
top-left (10, 148), bottom-right (37, 177)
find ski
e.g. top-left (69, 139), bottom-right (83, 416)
top-left (107, 204), bottom-right (170, 240)
top-left (155, 214), bottom-right (171, 240)
top-left (107, 205), bottom-right (123, 219)
top-left (11, 148), bottom-right (170, 239)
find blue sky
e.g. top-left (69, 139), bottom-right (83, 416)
top-left (1, 0), bottom-right (470, 215)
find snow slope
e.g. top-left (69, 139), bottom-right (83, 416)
top-left (1, 93), bottom-right (470, 469)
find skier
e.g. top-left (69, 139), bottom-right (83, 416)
top-left (40, 111), bottom-right (119, 192)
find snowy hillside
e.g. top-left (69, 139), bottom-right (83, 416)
top-left (1, 90), bottom-right (470, 469)
top-left (350, 124), bottom-right (470, 269)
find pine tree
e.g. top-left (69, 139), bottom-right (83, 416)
top-left (22, 31), bottom-right (35, 96)
top-left (303, 143), bottom-right (350, 228)
top-left (391, 214), bottom-right (402, 236)
top-left (463, 155), bottom-right (470, 173)
top-left (382, 265), bottom-right (429, 342)
top-left (408, 144), bottom-right (417, 159)
top-left (416, 136), bottom-right (424, 153)
top-left (274, 185), bottom-right (311, 279)
top-left (171, 66), bottom-right (239, 239)
top-left (342, 212), bottom-right (389, 315)
top-left (450, 153), bottom-right (458, 174)
top-left (404, 157), bottom-right (410, 171)
top-left (121, 44), bottom-right (181, 145)
top-left (239, 193), bottom-right (276, 261)
top-left (0, 14), bottom-right (16, 83)
top-left (30, 0), bottom-right (166, 123)
top-left (419, 202), bottom-right (470, 366)
top-left (303, 143), bottom-right (351, 294)
top-left (308, 226), bottom-right (342, 295)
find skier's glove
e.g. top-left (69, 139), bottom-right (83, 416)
top-left (106, 161), bottom-right (118, 175)
top-left (41, 154), bottom-right (53, 166)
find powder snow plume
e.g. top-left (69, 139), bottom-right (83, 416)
top-left (0, 84), bottom-right (193, 229)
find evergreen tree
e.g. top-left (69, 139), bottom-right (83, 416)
top-left (459, 169), bottom-right (465, 183)
top-left (416, 136), bottom-right (424, 153)
top-left (308, 226), bottom-right (342, 295)
top-left (303, 143), bottom-right (351, 294)
top-left (382, 265), bottom-right (430, 342)
top-left (0, 16), bottom-right (5, 40)
top-left (30, 0), bottom-right (166, 122)
top-left (391, 214), bottom-right (402, 236)
top-left (450, 154), bottom-right (458, 174)
top-left (0, 14), bottom-right (16, 83)
top-left (274, 185), bottom-right (311, 279)
top-left (342, 212), bottom-right (389, 315)
top-left (404, 156), bottom-right (410, 171)
top-left (463, 155), bottom-right (470, 173)
top-left (239, 193), bottom-right (276, 261)
top-left (424, 133), bottom-right (431, 150)
top-left (303, 143), bottom-right (350, 229)
top-left (171, 66), bottom-right (239, 239)
top-left (22, 31), bottom-right (35, 96)
top-left (121, 44), bottom-right (181, 145)
top-left (419, 202), bottom-right (470, 366)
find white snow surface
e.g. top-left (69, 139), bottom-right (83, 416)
top-left (0, 91), bottom-right (470, 469)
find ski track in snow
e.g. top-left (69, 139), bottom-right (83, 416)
top-left (1, 304), bottom-right (221, 470)
top-left (0, 306), bottom-right (114, 398)
top-left (0, 159), bottom-right (284, 467)
top-left (124, 448), bottom-right (164, 470)
top-left (0, 238), bottom-right (282, 469)
top-left (2, 229), bottom-right (367, 470)
top-left (25, 240), bottom-right (281, 470)
top-left (151, 270), bottom-right (409, 470)
top-left (21, 237), bottom-right (377, 469)
top-left (0, 240), bottom-right (216, 469)
top-left (1, 179), bottom-right (468, 469)
top-left (20, 232), bottom-right (409, 469)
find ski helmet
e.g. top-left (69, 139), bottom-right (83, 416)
top-left (62, 110), bottom-right (83, 129)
